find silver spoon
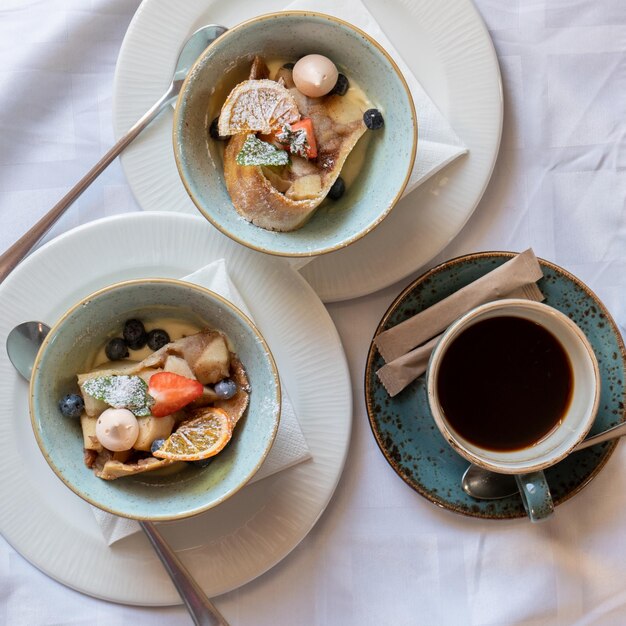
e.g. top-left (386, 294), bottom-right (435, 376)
top-left (6, 321), bottom-right (229, 626)
top-left (0, 24), bottom-right (227, 285)
top-left (6, 321), bottom-right (50, 381)
top-left (462, 422), bottom-right (626, 500)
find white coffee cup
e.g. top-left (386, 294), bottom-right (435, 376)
top-left (426, 299), bottom-right (601, 521)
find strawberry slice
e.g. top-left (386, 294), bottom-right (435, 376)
top-left (289, 118), bottom-right (317, 159)
top-left (148, 372), bottom-right (204, 417)
top-left (262, 117), bottom-right (318, 159)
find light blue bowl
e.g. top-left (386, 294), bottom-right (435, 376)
top-left (30, 279), bottom-right (281, 521)
top-left (173, 11), bottom-right (417, 257)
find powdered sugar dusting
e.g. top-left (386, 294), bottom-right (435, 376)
top-left (219, 79), bottom-right (300, 135)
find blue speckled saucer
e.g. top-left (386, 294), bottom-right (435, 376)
top-left (365, 252), bottom-right (626, 520)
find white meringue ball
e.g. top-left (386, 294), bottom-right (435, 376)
top-left (292, 54), bottom-right (339, 98)
top-left (96, 408), bottom-right (139, 452)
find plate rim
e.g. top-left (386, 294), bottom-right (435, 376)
top-left (111, 0), bottom-right (503, 302)
top-left (0, 211), bottom-right (352, 604)
top-left (364, 250), bottom-right (626, 520)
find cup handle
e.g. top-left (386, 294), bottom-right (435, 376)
top-left (514, 471), bottom-right (554, 522)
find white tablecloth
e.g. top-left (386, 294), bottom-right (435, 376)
top-left (1, 1), bottom-right (626, 624)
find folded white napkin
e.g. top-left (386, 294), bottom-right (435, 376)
top-left (92, 259), bottom-right (311, 545)
top-left (285, 0), bottom-right (468, 195)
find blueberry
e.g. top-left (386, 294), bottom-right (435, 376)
top-left (330, 73), bottom-right (349, 96)
top-left (147, 329), bottom-right (170, 351)
top-left (189, 457), bottom-right (214, 469)
top-left (150, 438), bottom-right (165, 455)
top-left (282, 62), bottom-right (295, 70)
top-left (127, 336), bottom-right (149, 350)
top-left (363, 108), bottom-right (384, 130)
top-left (105, 337), bottom-right (129, 361)
top-left (59, 393), bottom-right (84, 418)
top-left (123, 319), bottom-right (148, 350)
top-left (123, 318), bottom-right (146, 341)
top-left (214, 379), bottom-right (237, 400)
top-left (209, 117), bottom-right (228, 141)
top-left (328, 177), bottom-right (345, 200)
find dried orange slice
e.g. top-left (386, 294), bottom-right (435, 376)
top-left (218, 79), bottom-right (300, 136)
top-left (152, 407), bottom-right (232, 461)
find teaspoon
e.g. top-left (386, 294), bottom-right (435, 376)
top-left (0, 23), bottom-right (227, 285)
top-left (6, 320), bottom-right (229, 625)
top-left (462, 421), bottom-right (626, 500)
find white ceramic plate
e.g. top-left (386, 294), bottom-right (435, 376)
top-left (112, 0), bottom-right (502, 302)
top-left (0, 212), bottom-right (351, 605)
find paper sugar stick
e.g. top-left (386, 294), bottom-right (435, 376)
top-left (376, 282), bottom-right (545, 397)
top-left (374, 250), bottom-right (543, 363)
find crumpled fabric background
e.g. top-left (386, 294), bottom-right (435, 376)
top-left (1, 1), bottom-right (625, 625)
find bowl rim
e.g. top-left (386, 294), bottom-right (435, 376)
top-left (29, 277), bottom-right (282, 521)
top-left (172, 10), bottom-right (418, 258)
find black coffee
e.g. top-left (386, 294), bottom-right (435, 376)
top-left (437, 316), bottom-right (573, 452)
